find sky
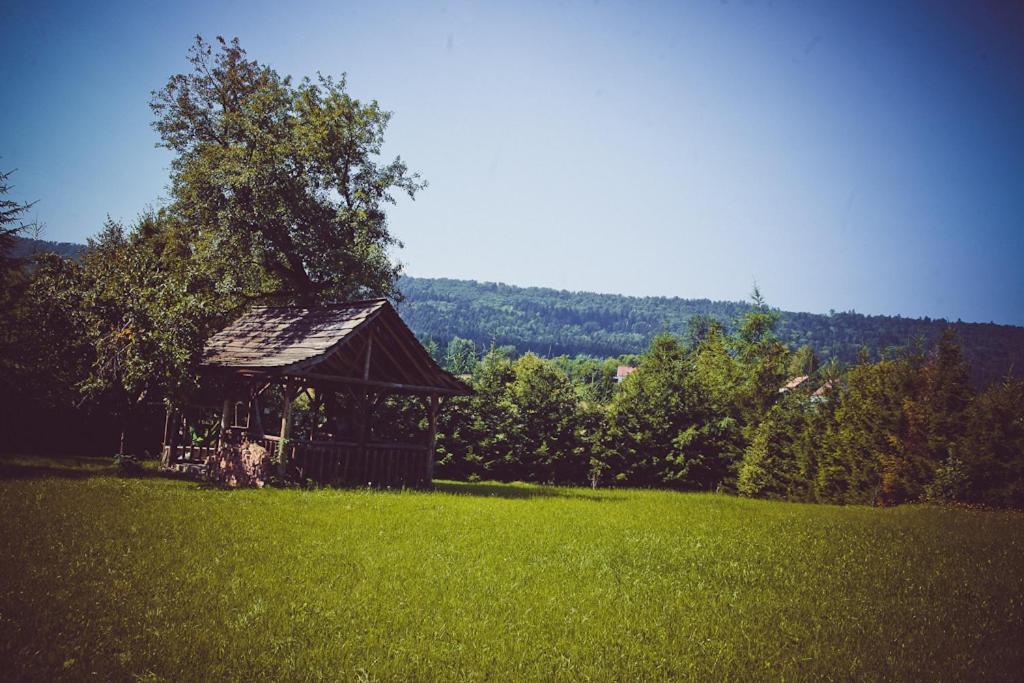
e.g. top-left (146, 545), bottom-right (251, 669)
top-left (2, 0), bottom-right (1023, 325)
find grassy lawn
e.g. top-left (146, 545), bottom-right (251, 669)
top-left (1, 454), bottom-right (1022, 681)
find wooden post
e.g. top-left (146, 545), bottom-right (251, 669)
top-left (162, 409), bottom-right (178, 466)
top-left (249, 395), bottom-right (264, 438)
top-left (278, 382), bottom-right (295, 476)
top-left (356, 390), bottom-right (371, 483)
top-left (218, 398), bottom-right (231, 451)
top-left (363, 332), bottom-right (374, 380)
top-left (162, 409), bottom-right (172, 446)
top-left (426, 394), bottom-right (439, 487)
top-left (181, 413), bottom-right (190, 456)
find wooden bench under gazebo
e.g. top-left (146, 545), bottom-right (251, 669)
top-left (160, 299), bottom-right (470, 488)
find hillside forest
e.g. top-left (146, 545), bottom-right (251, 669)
top-left (398, 276), bottom-right (1024, 388)
top-left (2, 37), bottom-right (1022, 508)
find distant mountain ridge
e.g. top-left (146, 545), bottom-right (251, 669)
top-left (9, 236), bottom-right (85, 261)
top-left (12, 237), bottom-right (1023, 385)
top-left (396, 276), bottom-right (1024, 387)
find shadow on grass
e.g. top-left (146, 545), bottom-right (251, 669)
top-left (0, 455), bottom-right (622, 502)
top-left (434, 480), bottom-right (624, 502)
top-left (0, 455), bottom-right (165, 481)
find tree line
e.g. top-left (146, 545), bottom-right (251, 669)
top-left (425, 304), bottom-right (1023, 507)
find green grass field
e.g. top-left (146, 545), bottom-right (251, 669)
top-left (1, 454), bottom-right (1022, 681)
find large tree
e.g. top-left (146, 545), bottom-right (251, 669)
top-left (76, 216), bottom-right (194, 454)
top-left (0, 168), bottom-right (36, 343)
top-left (0, 168), bottom-right (37, 406)
top-left (150, 35), bottom-right (424, 306)
top-left (598, 334), bottom-right (694, 487)
top-left (731, 287), bottom-right (789, 425)
top-left (955, 377), bottom-right (1024, 507)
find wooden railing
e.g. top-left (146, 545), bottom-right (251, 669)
top-left (162, 444), bottom-right (218, 465)
top-left (289, 440), bottom-right (429, 489)
top-left (164, 434), bottom-right (430, 489)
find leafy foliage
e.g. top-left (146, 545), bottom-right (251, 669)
top-left (438, 350), bottom-right (589, 484)
top-left (430, 297), bottom-right (1023, 507)
top-left (953, 377), bottom-right (1024, 507)
top-left (151, 36), bottom-right (423, 305)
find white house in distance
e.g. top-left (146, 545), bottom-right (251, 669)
top-left (615, 365), bottom-right (636, 383)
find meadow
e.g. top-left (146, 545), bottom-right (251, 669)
top-left (1, 454), bottom-right (1022, 681)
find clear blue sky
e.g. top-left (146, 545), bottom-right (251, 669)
top-left (2, 0), bottom-right (1022, 325)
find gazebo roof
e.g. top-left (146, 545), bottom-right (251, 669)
top-left (202, 299), bottom-right (470, 395)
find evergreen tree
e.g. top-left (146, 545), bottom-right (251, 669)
top-left (954, 377), bottom-right (1024, 506)
top-left (682, 325), bottom-right (745, 490)
top-left (731, 288), bottom-right (789, 426)
top-left (817, 357), bottom-right (908, 504)
top-left (788, 345), bottom-right (819, 378)
top-left (598, 334), bottom-right (696, 487)
top-left (738, 396), bottom-right (807, 499)
top-left (444, 337), bottom-right (479, 375)
top-left (503, 354), bottom-right (588, 483)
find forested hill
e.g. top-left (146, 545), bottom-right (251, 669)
top-left (12, 238), bottom-right (1023, 385)
top-left (9, 236), bottom-right (86, 261)
top-left (397, 276), bottom-right (1024, 386)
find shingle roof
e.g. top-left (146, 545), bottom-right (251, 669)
top-left (203, 300), bottom-right (386, 369)
top-left (202, 300), bottom-right (469, 394)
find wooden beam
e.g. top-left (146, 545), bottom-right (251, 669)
top-left (277, 381), bottom-right (295, 476)
top-left (162, 409), bottom-right (178, 467)
top-left (356, 390), bottom-right (371, 482)
top-left (249, 395), bottom-right (264, 438)
top-left (362, 317), bottom-right (421, 387)
top-left (162, 409), bottom-right (173, 447)
top-left (319, 344), bottom-right (359, 376)
top-left (375, 312), bottom-right (438, 384)
top-left (250, 381), bottom-right (273, 400)
top-left (363, 331), bottom-right (374, 380)
top-left (426, 394), bottom-right (439, 486)
top-left (287, 371), bottom-right (466, 396)
top-left (218, 398), bottom-right (231, 451)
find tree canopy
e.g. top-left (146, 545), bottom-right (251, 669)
top-left (150, 35), bottom-right (423, 306)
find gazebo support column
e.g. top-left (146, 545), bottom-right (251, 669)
top-left (356, 390), bottom-right (374, 482)
top-left (277, 381), bottom-right (296, 476)
top-left (217, 398), bottom-right (232, 451)
top-left (162, 408), bottom-right (178, 466)
top-left (425, 394), bottom-right (439, 486)
top-left (248, 395), bottom-right (264, 439)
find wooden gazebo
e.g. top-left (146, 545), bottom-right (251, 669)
top-left (160, 299), bottom-right (470, 488)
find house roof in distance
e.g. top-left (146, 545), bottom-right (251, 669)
top-left (812, 380), bottom-right (836, 398)
top-left (779, 375), bottom-right (810, 393)
top-left (202, 299), bottom-right (470, 395)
